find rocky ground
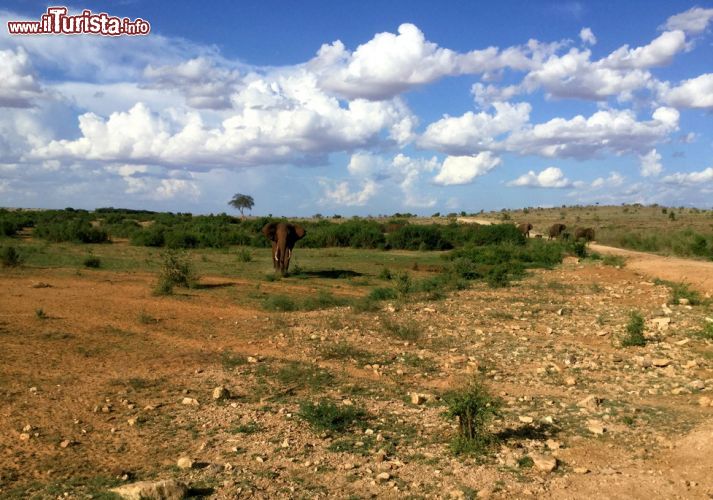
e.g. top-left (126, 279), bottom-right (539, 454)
top-left (2, 253), bottom-right (713, 499)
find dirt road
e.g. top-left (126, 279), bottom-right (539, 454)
top-left (590, 243), bottom-right (713, 296)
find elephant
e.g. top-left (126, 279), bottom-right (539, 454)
top-left (575, 227), bottom-right (595, 241)
top-left (548, 223), bottom-right (567, 240)
top-left (261, 222), bottom-right (306, 275)
top-left (517, 222), bottom-right (533, 238)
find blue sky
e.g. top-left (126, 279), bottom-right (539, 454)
top-left (1, 1), bottom-right (712, 216)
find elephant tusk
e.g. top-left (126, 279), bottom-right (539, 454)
top-left (287, 248), bottom-right (291, 260)
top-left (274, 251), bottom-right (279, 261)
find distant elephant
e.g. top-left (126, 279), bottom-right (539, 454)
top-left (261, 222), bottom-right (306, 275)
top-left (517, 222), bottom-right (533, 238)
top-left (548, 223), bottom-right (567, 240)
top-left (575, 227), bottom-right (595, 241)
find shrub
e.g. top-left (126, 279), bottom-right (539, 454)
top-left (34, 219), bottom-right (108, 243)
top-left (394, 271), bottom-right (412, 296)
top-left (442, 380), bottom-right (501, 455)
top-left (298, 399), bottom-right (366, 432)
top-left (1, 246), bottom-right (21, 267)
top-left (670, 282), bottom-right (703, 306)
top-left (621, 311), bottom-right (646, 347)
top-left (154, 250), bottom-right (197, 295)
top-left (236, 247), bottom-right (252, 262)
top-left (368, 287), bottom-right (397, 301)
top-left (378, 267), bottom-right (393, 280)
top-left (263, 295), bottom-right (297, 311)
top-left (83, 256), bottom-right (101, 268)
top-left (382, 317), bottom-right (422, 341)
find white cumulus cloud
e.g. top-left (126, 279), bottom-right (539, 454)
top-left (508, 166), bottom-right (572, 188)
top-left (662, 167), bottom-right (713, 186)
top-left (0, 47), bottom-right (45, 107)
top-left (579, 27), bottom-right (597, 45)
top-left (433, 152), bottom-right (501, 186)
top-left (662, 7), bottom-right (713, 35)
top-left (657, 73), bottom-right (713, 110)
top-left (639, 149), bottom-right (662, 177)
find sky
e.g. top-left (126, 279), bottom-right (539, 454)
top-left (1, 1), bottom-right (712, 216)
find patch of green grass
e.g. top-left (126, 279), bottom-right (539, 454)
top-left (230, 421), bottom-right (262, 434)
top-left (328, 435), bottom-right (376, 455)
top-left (236, 247), bottom-right (252, 262)
top-left (693, 321), bottom-right (713, 340)
top-left (382, 317), bottom-right (422, 341)
top-left (654, 279), bottom-right (704, 306)
top-left (517, 456), bottom-right (534, 468)
top-left (263, 294), bottom-right (297, 311)
top-left (378, 267), bottom-right (393, 280)
top-left (275, 361), bottom-right (333, 391)
top-left (442, 379), bottom-right (501, 455)
top-left (621, 311), bottom-right (646, 347)
top-left (221, 351), bottom-right (248, 370)
top-left (321, 341), bottom-right (373, 362)
top-left (400, 353), bottom-right (439, 374)
top-left (394, 271), bottom-right (413, 296)
top-left (298, 399), bottom-right (367, 432)
top-left (368, 287), bottom-right (398, 301)
top-left (602, 254), bottom-right (626, 267)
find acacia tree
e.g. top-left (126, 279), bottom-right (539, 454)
top-left (228, 193), bottom-right (255, 219)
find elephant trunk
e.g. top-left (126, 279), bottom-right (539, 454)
top-left (278, 238), bottom-right (289, 275)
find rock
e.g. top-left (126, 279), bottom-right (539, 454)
top-left (518, 416), bottom-right (534, 424)
top-left (176, 457), bottom-right (194, 470)
top-left (247, 356), bottom-right (259, 363)
top-left (651, 317), bottom-right (671, 331)
top-left (587, 421), bottom-right (606, 435)
top-left (60, 439), bottom-right (72, 448)
top-left (652, 358), bottom-right (671, 368)
top-left (573, 467), bottom-right (590, 474)
top-left (181, 397), bottom-right (199, 406)
top-left (448, 488), bottom-right (466, 499)
top-left (31, 282), bottom-right (51, 288)
top-left (530, 453), bottom-right (557, 472)
top-left (678, 298), bottom-right (690, 305)
top-left (127, 417), bottom-right (138, 427)
top-left (698, 396), bottom-right (712, 407)
top-left (689, 380), bottom-right (705, 391)
top-left (545, 439), bottom-right (562, 450)
top-left (19, 433), bottom-right (30, 441)
top-left (110, 479), bottom-right (188, 499)
top-left (376, 472), bottom-right (391, 482)
top-left (410, 393), bottom-right (434, 405)
top-left (578, 395), bottom-right (602, 410)
top-left (477, 488), bottom-right (493, 499)
top-left (212, 386), bottom-right (229, 400)
top-left (565, 376), bottom-right (577, 386)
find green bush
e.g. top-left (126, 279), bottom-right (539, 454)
top-left (1, 246), bottom-right (21, 267)
top-left (621, 311), bottom-right (646, 347)
top-left (263, 295), bottom-right (297, 311)
top-left (369, 287), bottom-right (397, 301)
top-left (34, 219), bottom-right (108, 243)
top-left (154, 250), bottom-right (197, 295)
top-left (298, 399), bottom-right (367, 432)
top-left (442, 380), bottom-right (501, 455)
top-left (83, 256), bottom-right (101, 268)
top-left (236, 247), bottom-right (252, 262)
top-left (382, 317), bottom-right (422, 341)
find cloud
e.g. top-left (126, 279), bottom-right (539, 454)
top-left (419, 101), bottom-right (531, 155)
top-left (639, 149), bottom-right (662, 177)
top-left (505, 107), bottom-right (679, 159)
top-left (580, 28), bottom-right (597, 45)
top-left (320, 178), bottom-right (378, 206)
top-left (508, 166), bottom-right (572, 188)
top-left (662, 167), bottom-right (713, 186)
top-left (661, 7), bottom-right (713, 35)
top-left (33, 71), bottom-right (416, 169)
top-left (657, 73), bottom-right (713, 110)
top-left (498, 30), bottom-right (687, 103)
top-left (590, 171), bottom-right (624, 188)
top-left (339, 152), bottom-right (438, 207)
top-left (0, 47), bottom-right (45, 107)
top-left (310, 23), bottom-right (561, 100)
top-left (433, 152), bottom-right (501, 186)
top-left (143, 57), bottom-right (241, 109)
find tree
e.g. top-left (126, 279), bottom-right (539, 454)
top-left (228, 193), bottom-right (254, 219)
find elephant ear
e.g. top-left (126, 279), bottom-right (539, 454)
top-left (262, 222), bottom-right (278, 242)
top-left (293, 224), bottom-right (306, 240)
